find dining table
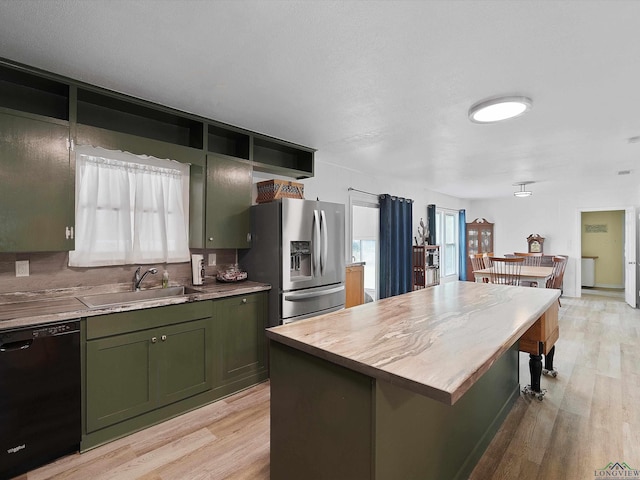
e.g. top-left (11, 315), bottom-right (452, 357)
top-left (473, 265), bottom-right (554, 287)
top-left (472, 264), bottom-right (558, 400)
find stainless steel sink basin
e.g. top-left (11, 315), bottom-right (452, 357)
top-left (77, 286), bottom-right (202, 309)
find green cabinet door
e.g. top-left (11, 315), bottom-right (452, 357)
top-left (0, 111), bottom-right (73, 251)
top-left (157, 318), bottom-right (213, 407)
top-left (215, 292), bottom-right (267, 387)
top-left (86, 328), bottom-right (155, 433)
top-left (205, 153), bottom-right (251, 248)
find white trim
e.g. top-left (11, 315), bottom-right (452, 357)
top-left (575, 205), bottom-right (635, 302)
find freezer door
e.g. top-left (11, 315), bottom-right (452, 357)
top-left (281, 284), bottom-right (346, 321)
top-left (281, 199), bottom-right (345, 291)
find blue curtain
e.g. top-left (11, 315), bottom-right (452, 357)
top-left (379, 194), bottom-right (413, 299)
top-left (459, 209), bottom-right (467, 280)
top-left (427, 204), bottom-right (436, 246)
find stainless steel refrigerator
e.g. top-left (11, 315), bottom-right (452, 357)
top-left (239, 198), bottom-right (345, 327)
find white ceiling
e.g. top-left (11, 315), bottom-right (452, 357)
top-left (1, 0), bottom-right (639, 199)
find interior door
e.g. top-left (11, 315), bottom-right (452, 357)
top-left (625, 207), bottom-right (637, 308)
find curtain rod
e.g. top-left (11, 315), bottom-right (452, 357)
top-left (348, 187), bottom-right (379, 196)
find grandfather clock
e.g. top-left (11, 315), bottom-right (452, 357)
top-left (527, 234), bottom-right (545, 253)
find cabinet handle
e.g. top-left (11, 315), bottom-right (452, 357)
top-left (242, 298), bottom-right (247, 304)
top-left (151, 336), bottom-right (157, 343)
top-left (161, 335), bottom-right (167, 341)
top-left (208, 237), bottom-right (214, 242)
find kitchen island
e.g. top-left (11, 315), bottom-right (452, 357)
top-left (266, 281), bottom-right (560, 480)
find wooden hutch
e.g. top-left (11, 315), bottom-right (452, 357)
top-left (465, 218), bottom-right (494, 281)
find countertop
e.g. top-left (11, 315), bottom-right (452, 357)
top-left (266, 281), bottom-right (560, 405)
top-left (0, 280), bottom-right (271, 330)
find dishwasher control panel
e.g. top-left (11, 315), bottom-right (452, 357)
top-left (32, 321), bottom-right (80, 338)
top-left (1, 320), bottom-right (80, 345)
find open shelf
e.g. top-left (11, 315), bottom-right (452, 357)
top-left (252, 136), bottom-right (314, 179)
top-left (77, 89), bottom-right (203, 149)
top-left (413, 245), bottom-right (440, 290)
top-left (207, 124), bottom-right (250, 159)
top-left (0, 60), bottom-right (315, 179)
top-left (0, 63), bottom-right (69, 120)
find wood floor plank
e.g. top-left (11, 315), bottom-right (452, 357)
top-left (93, 429), bottom-right (216, 480)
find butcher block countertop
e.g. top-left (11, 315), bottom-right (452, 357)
top-left (0, 280), bottom-right (271, 330)
top-left (267, 281), bottom-right (560, 405)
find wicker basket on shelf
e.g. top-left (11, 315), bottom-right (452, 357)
top-left (256, 179), bottom-right (304, 203)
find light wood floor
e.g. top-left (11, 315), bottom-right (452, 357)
top-left (19, 295), bottom-right (640, 479)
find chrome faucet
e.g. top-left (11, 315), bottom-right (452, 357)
top-left (133, 267), bottom-right (158, 291)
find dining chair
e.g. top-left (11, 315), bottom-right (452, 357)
top-left (482, 252), bottom-right (494, 268)
top-left (514, 252), bottom-right (543, 267)
top-left (469, 253), bottom-right (488, 282)
top-left (514, 252), bottom-right (544, 286)
top-left (547, 255), bottom-right (568, 306)
top-left (488, 257), bottom-right (524, 286)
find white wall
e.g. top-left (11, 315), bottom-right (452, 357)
top-left (467, 183), bottom-right (640, 298)
top-left (300, 155), bottom-right (471, 262)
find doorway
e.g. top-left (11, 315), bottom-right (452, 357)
top-left (350, 199), bottom-right (379, 302)
top-left (578, 207), bottom-right (636, 307)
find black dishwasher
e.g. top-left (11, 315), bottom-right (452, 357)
top-left (0, 320), bottom-right (80, 479)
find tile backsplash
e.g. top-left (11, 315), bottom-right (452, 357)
top-left (0, 250), bottom-right (237, 293)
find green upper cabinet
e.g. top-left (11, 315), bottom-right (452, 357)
top-left (0, 111), bottom-right (74, 252)
top-left (0, 60), bottom-right (315, 253)
top-left (203, 153), bottom-right (252, 249)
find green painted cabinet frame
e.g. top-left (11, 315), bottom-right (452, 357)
top-left (0, 110), bottom-right (74, 251)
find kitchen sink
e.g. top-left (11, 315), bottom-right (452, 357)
top-left (77, 286), bottom-right (202, 309)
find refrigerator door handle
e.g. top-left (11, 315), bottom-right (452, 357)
top-left (313, 209), bottom-right (321, 276)
top-left (284, 285), bottom-right (345, 301)
top-left (320, 209), bottom-right (328, 275)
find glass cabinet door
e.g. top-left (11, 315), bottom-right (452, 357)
top-left (466, 219), bottom-right (494, 281)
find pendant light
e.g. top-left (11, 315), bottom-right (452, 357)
top-left (513, 182), bottom-right (533, 197)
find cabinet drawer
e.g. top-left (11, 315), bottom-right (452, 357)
top-left (86, 301), bottom-right (212, 339)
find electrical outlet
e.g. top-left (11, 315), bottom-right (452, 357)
top-left (16, 260), bottom-right (29, 277)
top-left (208, 253), bottom-right (216, 266)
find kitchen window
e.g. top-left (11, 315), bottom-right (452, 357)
top-left (68, 146), bottom-right (190, 267)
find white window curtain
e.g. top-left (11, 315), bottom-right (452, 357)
top-left (69, 146), bottom-right (190, 267)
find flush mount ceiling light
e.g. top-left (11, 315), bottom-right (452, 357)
top-left (513, 182), bottom-right (534, 197)
top-left (469, 96), bottom-right (532, 123)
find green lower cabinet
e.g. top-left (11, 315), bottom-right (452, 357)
top-left (82, 294), bottom-right (269, 451)
top-left (212, 292), bottom-right (268, 398)
top-left (83, 302), bottom-right (214, 450)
